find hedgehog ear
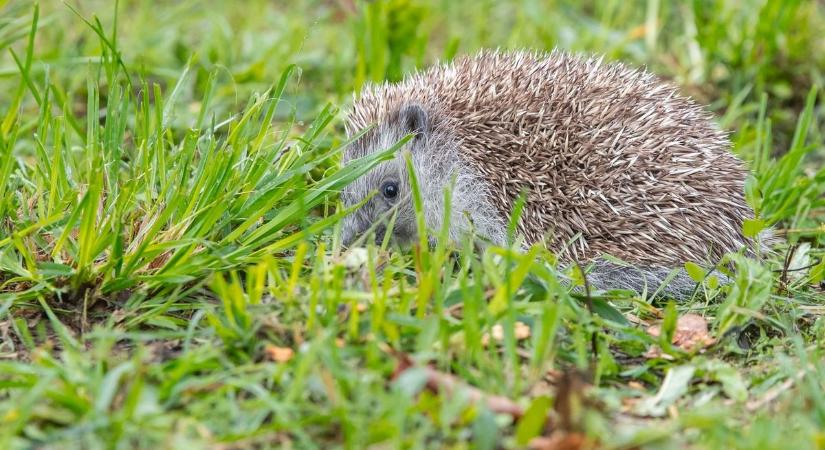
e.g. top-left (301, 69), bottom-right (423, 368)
top-left (398, 103), bottom-right (430, 140)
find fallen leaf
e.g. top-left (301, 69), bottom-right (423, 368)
top-left (621, 396), bottom-right (639, 412)
top-left (264, 345), bottom-right (294, 363)
top-left (645, 313), bottom-right (715, 358)
top-left (628, 381), bottom-right (645, 391)
top-left (481, 321), bottom-right (531, 346)
top-left (529, 432), bottom-right (587, 450)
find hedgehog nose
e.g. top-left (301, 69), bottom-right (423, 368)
top-left (374, 225), bottom-right (387, 245)
top-left (340, 227), bottom-right (384, 247)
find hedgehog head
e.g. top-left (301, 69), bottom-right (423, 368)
top-left (340, 103), bottom-right (432, 247)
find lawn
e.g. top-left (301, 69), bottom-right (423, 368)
top-left (1, 0), bottom-right (824, 448)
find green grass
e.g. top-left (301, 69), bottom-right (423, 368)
top-left (1, 0), bottom-right (824, 448)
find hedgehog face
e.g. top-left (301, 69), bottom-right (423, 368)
top-left (339, 158), bottom-right (417, 247)
top-left (340, 104), bottom-right (431, 247)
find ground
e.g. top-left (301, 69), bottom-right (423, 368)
top-left (0, 0), bottom-right (824, 449)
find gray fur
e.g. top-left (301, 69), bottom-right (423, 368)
top-left (583, 259), bottom-right (729, 299)
top-left (340, 104), bottom-right (507, 248)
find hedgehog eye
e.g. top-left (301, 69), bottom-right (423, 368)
top-left (381, 181), bottom-right (399, 200)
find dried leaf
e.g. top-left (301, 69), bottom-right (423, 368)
top-left (645, 313), bottom-right (715, 358)
top-left (481, 321), bottom-right (531, 345)
top-left (628, 381), bottom-right (645, 391)
top-left (264, 344), bottom-right (294, 363)
top-left (528, 432), bottom-right (588, 450)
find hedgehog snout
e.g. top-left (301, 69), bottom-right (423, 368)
top-left (374, 225), bottom-right (387, 245)
top-left (340, 204), bottom-right (384, 247)
top-left (340, 214), bottom-right (364, 248)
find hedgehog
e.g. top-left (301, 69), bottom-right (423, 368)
top-left (339, 49), bottom-right (766, 299)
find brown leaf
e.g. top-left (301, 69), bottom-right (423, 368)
top-left (645, 313), bottom-right (716, 358)
top-left (627, 381), bottom-right (645, 391)
top-left (481, 321), bottom-right (531, 346)
top-left (529, 432), bottom-right (588, 450)
top-left (264, 345), bottom-right (294, 363)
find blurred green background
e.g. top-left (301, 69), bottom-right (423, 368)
top-left (3, 0), bottom-right (823, 157)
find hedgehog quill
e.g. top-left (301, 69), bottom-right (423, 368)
top-left (339, 50), bottom-right (770, 299)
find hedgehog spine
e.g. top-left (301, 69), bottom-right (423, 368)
top-left (340, 49), bottom-right (765, 299)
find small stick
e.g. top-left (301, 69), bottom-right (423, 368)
top-left (745, 365), bottom-right (813, 412)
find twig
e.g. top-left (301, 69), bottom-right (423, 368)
top-left (745, 365), bottom-right (814, 412)
top-left (390, 349), bottom-right (525, 418)
top-left (778, 243), bottom-right (798, 294)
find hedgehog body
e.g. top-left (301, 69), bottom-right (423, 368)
top-left (341, 50), bottom-right (759, 298)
